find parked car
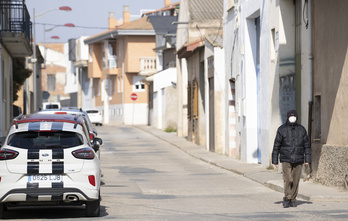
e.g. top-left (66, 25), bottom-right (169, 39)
top-left (0, 113), bottom-right (102, 217)
top-left (35, 108), bottom-right (101, 159)
top-left (86, 109), bottom-right (103, 126)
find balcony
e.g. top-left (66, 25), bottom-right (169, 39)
top-left (0, 0), bottom-right (32, 57)
top-left (139, 57), bottom-right (156, 76)
top-left (108, 55), bottom-right (117, 69)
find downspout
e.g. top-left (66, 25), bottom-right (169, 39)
top-left (306, 0), bottom-right (313, 141)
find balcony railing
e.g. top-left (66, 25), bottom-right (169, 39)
top-left (108, 55), bottom-right (117, 69)
top-left (139, 57), bottom-right (156, 76)
top-left (0, 0), bottom-right (32, 42)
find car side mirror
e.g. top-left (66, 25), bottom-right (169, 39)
top-left (95, 137), bottom-right (103, 145)
top-left (92, 137), bottom-right (103, 152)
top-left (93, 142), bottom-right (100, 152)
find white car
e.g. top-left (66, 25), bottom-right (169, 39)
top-left (86, 109), bottom-right (103, 126)
top-left (35, 108), bottom-right (102, 159)
top-left (0, 113), bottom-right (102, 218)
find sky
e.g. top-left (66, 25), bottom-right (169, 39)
top-left (26, 0), bottom-right (172, 44)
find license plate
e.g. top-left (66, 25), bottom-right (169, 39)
top-left (28, 175), bottom-right (62, 182)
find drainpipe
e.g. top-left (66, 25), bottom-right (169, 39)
top-left (307, 0), bottom-right (313, 141)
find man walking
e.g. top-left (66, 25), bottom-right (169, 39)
top-left (272, 109), bottom-right (311, 208)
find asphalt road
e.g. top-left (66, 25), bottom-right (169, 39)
top-left (3, 125), bottom-right (348, 220)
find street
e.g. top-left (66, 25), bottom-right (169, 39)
top-left (3, 125), bottom-right (348, 220)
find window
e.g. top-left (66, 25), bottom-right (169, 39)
top-left (47, 74), bottom-right (56, 91)
top-left (108, 41), bottom-right (117, 69)
top-left (133, 76), bottom-right (145, 92)
top-left (8, 131), bottom-right (83, 149)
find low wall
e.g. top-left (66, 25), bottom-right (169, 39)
top-left (316, 144), bottom-right (348, 190)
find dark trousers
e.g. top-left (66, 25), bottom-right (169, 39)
top-left (282, 162), bottom-right (303, 202)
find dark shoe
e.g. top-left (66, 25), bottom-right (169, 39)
top-left (283, 200), bottom-right (290, 208)
top-left (290, 201), bottom-right (297, 207)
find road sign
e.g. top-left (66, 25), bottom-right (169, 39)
top-left (130, 93), bottom-right (138, 101)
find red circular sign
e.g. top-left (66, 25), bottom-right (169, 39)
top-left (130, 93), bottom-right (138, 101)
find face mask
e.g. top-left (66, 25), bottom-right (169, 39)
top-left (289, 116), bottom-right (297, 123)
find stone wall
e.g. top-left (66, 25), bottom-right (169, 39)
top-left (316, 145), bottom-right (348, 190)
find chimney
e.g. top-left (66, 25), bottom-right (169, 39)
top-left (108, 12), bottom-right (119, 29)
top-left (123, 6), bottom-right (130, 24)
top-left (165, 0), bottom-right (171, 7)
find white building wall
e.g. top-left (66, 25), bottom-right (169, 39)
top-left (224, 0), bottom-right (242, 158)
top-left (124, 103), bottom-right (148, 125)
top-left (153, 68), bottom-right (177, 129)
top-left (214, 46), bottom-right (227, 154)
top-left (65, 42), bottom-right (78, 94)
top-left (41, 45), bottom-right (66, 67)
top-left (240, 0), bottom-right (260, 164)
top-left (224, 0), bottom-right (272, 164)
top-left (77, 36), bottom-right (89, 61)
top-left (105, 104), bottom-right (124, 125)
top-left (224, 0), bottom-right (306, 166)
top-left (176, 0), bottom-right (189, 138)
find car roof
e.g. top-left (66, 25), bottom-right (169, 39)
top-left (7, 114), bottom-right (90, 144)
top-left (11, 113), bottom-right (84, 126)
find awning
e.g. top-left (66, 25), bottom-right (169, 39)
top-left (176, 39), bottom-right (205, 59)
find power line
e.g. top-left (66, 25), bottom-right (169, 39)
top-left (35, 22), bottom-right (109, 30)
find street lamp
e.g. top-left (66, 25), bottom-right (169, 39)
top-left (32, 6), bottom-right (72, 112)
top-left (42, 23), bottom-right (75, 68)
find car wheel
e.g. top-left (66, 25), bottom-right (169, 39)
top-left (0, 203), bottom-right (5, 219)
top-left (85, 198), bottom-right (100, 217)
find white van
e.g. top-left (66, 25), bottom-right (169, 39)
top-left (42, 102), bottom-right (61, 110)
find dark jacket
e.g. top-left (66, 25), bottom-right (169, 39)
top-left (272, 121), bottom-right (311, 165)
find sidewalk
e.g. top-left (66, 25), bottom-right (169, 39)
top-left (136, 125), bottom-right (348, 202)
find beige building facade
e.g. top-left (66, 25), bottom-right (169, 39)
top-left (311, 0), bottom-right (348, 189)
top-left (85, 7), bottom-right (156, 125)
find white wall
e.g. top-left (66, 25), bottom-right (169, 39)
top-left (224, 0), bottom-right (242, 158)
top-left (65, 42), bottom-right (78, 94)
top-left (124, 103), bottom-right (148, 125)
top-left (224, 0), bottom-right (272, 164)
top-left (153, 68), bottom-right (177, 129)
top-left (241, 1), bottom-right (260, 164)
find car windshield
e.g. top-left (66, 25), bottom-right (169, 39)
top-left (7, 131), bottom-right (83, 149)
top-left (46, 104), bottom-right (59, 109)
top-left (86, 110), bottom-right (98, 114)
